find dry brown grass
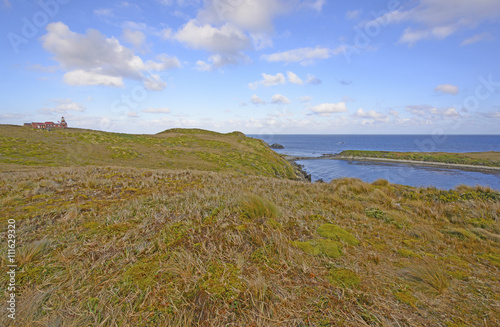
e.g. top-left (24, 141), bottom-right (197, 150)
top-left (0, 167), bottom-right (499, 326)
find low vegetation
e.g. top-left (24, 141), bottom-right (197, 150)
top-left (0, 125), bottom-right (301, 179)
top-left (338, 150), bottom-right (500, 167)
top-left (0, 126), bottom-right (498, 326)
top-left (1, 166), bottom-right (499, 326)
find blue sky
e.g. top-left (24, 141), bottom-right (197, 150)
top-left (1, 0), bottom-right (500, 134)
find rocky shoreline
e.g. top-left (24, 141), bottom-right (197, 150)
top-left (283, 154), bottom-right (500, 173)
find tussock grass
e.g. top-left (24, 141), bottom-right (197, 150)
top-left (0, 167), bottom-right (499, 326)
top-left (400, 259), bottom-right (450, 295)
top-left (239, 194), bottom-right (281, 220)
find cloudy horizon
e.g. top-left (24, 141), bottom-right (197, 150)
top-left (1, 0), bottom-right (500, 134)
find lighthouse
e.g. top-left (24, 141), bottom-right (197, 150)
top-left (60, 117), bottom-right (67, 128)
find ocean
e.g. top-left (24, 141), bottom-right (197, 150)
top-left (249, 135), bottom-right (500, 190)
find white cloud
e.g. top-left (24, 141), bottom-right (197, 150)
top-left (300, 96), bottom-right (312, 103)
top-left (198, 0), bottom-right (290, 33)
top-left (310, 102), bottom-right (347, 116)
top-left (406, 105), bottom-right (461, 118)
top-left (64, 70), bottom-right (124, 87)
top-left (271, 94), bottom-right (290, 104)
top-left (251, 95), bottom-right (266, 105)
top-left (143, 74), bottom-right (168, 91)
top-left (249, 73), bottom-right (286, 89)
top-left (435, 84), bottom-right (459, 95)
top-left (196, 53), bottom-right (250, 71)
top-left (142, 107), bottom-right (171, 114)
top-left (40, 99), bottom-right (85, 114)
top-left (261, 47), bottom-right (332, 65)
top-left (369, 0), bottom-right (500, 45)
top-left (461, 33), bottom-right (491, 46)
top-left (123, 28), bottom-right (146, 50)
top-left (355, 108), bottom-right (386, 119)
top-left (287, 71), bottom-right (303, 85)
top-left (146, 55), bottom-right (181, 71)
top-left (42, 22), bottom-right (177, 89)
top-left (174, 20), bottom-right (251, 53)
top-left (171, 19), bottom-right (252, 70)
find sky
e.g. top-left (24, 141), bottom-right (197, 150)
top-left (1, 0), bottom-right (500, 135)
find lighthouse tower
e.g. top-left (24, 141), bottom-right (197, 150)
top-left (60, 117), bottom-right (68, 128)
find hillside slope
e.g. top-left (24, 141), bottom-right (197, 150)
top-left (0, 125), bottom-right (301, 179)
top-left (1, 166), bottom-right (499, 326)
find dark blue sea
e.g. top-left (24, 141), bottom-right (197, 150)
top-left (249, 135), bottom-right (500, 190)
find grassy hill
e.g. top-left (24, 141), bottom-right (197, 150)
top-left (0, 126), bottom-right (499, 326)
top-left (0, 125), bottom-right (301, 179)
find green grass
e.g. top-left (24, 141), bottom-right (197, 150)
top-left (0, 127), bottom-right (499, 326)
top-left (338, 150), bottom-right (500, 167)
top-left (0, 125), bottom-right (302, 179)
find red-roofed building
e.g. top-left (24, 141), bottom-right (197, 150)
top-left (25, 117), bottom-right (68, 129)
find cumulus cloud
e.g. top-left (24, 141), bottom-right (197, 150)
top-left (435, 84), bottom-right (459, 95)
top-left (142, 107), bottom-right (171, 114)
top-left (174, 20), bottom-right (251, 53)
top-left (261, 47), bottom-right (333, 65)
top-left (122, 28), bottom-right (147, 51)
top-left (251, 94), bottom-right (266, 105)
top-left (368, 0), bottom-right (500, 46)
top-left (40, 99), bottom-right (85, 114)
top-left (287, 71), bottom-right (303, 85)
top-left (310, 102), bottom-right (347, 116)
top-left (169, 20), bottom-right (251, 70)
top-left (63, 70), bottom-right (124, 87)
top-left (249, 73), bottom-right (286, 89)
top-left (271, 94), bottom-right (291, 104)
top-left (42, 22), bottom-right (177, 89)
top-left (198, 0), bottom-right (290, 33)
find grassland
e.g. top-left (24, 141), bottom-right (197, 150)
top-left (0, 127), bottom-right (499, 326)
top-left (337, 150), bottom-right (500, 168)
top-left (0, 125), bottom-right (301, 180)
